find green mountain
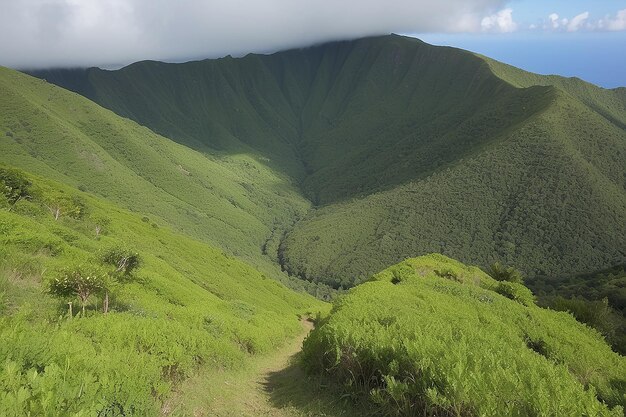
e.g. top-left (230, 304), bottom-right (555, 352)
top-left (33, 34), bottom-right (626, 289)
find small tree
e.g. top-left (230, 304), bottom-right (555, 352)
top-left (43, 194), bottom-right (86, 221)
top-left (100, 247), bottom-right (141, 313)
top-left (488, 262), bottom-right (524, 284)
top-left (91, 214), bottom-right (111, 238)
top-left (48, 266), bottom-right (106, 316)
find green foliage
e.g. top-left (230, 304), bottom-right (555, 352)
top-left (43, 193), bottom-right (87, 221)
top-left (47, 265), bottom-right (107, 314)
top-left (495, 281), bottom-right (535, 306)
top-left (529, 265), bottom-right (626, 354)
top-left (302, 255), bottom-right (626, 416)
top-left (549, 296), bottom-right (615, 334)
top-left (101, 247), bottom-right (141, 277)
top-left (487, 261), bottom-right (524, 283)
top-left (0, 166), bottom-right (31, 205)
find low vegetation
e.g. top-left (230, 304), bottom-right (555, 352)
top-left (302, 255), bottom-right (625, 416)
top-left (530, 265), bottom-right (626, 354)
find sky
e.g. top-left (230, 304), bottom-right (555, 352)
top-left (0, 0), bottom-right (625, 88)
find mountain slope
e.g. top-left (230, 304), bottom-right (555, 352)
top-left (32, 35), bottom-right (553, 204)
top-left (29, 35), bottom-right (626, 288)
top-left (0, 167), bottom-right (325, 415)
top-left (0, 66), bottom-right (313, 287)
top-left (282, 87), bottom-right (626, 286)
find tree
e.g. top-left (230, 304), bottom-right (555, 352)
top-left (100, 247), bottom-right (141, 313)
top-left (48, 266), bottom-right (107, 316)
top-left (90, 214), bottom-right (111, 238)
top-left (487, 262), bottom-right (524, 284)
top-left (43, 194), bottom-right (86, 221)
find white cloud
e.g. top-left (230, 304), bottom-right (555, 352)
top-left (481, 8), bottom-right (518, 33)
top-left (0, 0), bottom-right (507, 69)
top-left (567, 12), bottom-right (589, 32)
top-left (548, 13), bottom-right (560, 29)
top-left (543, 9), bottom-right (626, 33)
top-left (606, 9), bottom-right (626, 31)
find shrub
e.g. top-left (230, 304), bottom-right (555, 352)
top-left (101, 247), bottom-right (141, 277)
top-left (0, 167), bottom-right (31, 204)
top-left (495, 281), bottom-right (535, 306)
top-left (43, 194), bottom-right (87, 221)
top-left (548, 296), bottom-right (617, 339)
top-left (90, 214), bottom-right (111, 238)
top-left (302, 256), bottom-right (625, 417)
top-left (488, 262), bottom-right (524, 284)
top-left (47, 266), bottom-right (107, 316)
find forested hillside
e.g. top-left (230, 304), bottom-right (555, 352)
top-left (33, 34), bottom-right (625, 288)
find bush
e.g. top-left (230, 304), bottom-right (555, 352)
top-left (101, 247), bottom-right (141, 278)
top-left (548, 296), bottom-right (617, 338)
top-left (495, 281), bottom-right (535, 306)
top-left (302, 256), bottom-right (625, 417)
top-left (47, 266), bottom-right (107, 316)
top-left (488, 262), bottom-right (524, 284)
top-left (0, 167), bottom-right (31, 205)
top-left (42, 192), bottom-right (87, 221)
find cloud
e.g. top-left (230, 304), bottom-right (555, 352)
top-left (605, 9), bottom-right (626, 31)
top-left (548, 13), bottom-right (560, 29)
top-left (481, 8), bottom-right (517, 33)
top-left (542, 9), bottom-right (626, 33)
top-left (0, 0), bottom-right (507, 69)
top-left (567, 12), bottom-right (589, 32)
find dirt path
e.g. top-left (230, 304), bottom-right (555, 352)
top-left (162, 319), bottom-right (359, 417)
top-left (226, 319), bottom-right (316, 417)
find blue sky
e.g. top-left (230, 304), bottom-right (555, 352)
top-left (510, 0), bottom-right (623, 28)
top-left (415, 0), bottom-right (626, 88)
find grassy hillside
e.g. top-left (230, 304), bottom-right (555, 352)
top-left (485, 56), bottom-right (626, 129)
top-left (32, 35), bottom-right (626, 291)
top-left (302, 255), bottom-right (625, 416)
top-left (0, 66), bottom-right (328, 295)
top-left (0, 166), bottom-right (325, 415)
